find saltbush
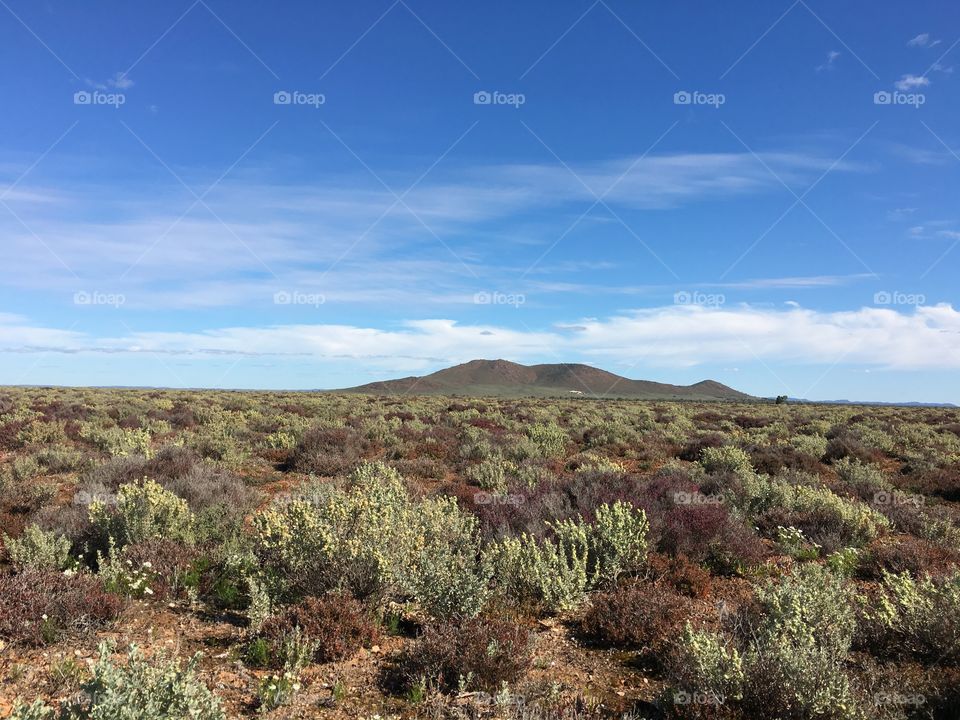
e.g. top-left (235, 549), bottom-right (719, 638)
top-left (857, 569), bottom-right (960, 663)
top-left (13, 642), bottom-right (224, 719)
top-left (4, 524), bottom-right (74, 571)
top-left (254, 462), bottom-right (488, 617)
top-left (90, 478), bottom-right (195, 548)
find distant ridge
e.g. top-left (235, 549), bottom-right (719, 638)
top-left (340, 359), bottom-right (753, 400)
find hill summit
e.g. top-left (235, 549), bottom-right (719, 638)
top-left (341, 359), bottom-right (752, 400)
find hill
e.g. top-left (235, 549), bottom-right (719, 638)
top-left (341, 359), bottom-right (753, 400)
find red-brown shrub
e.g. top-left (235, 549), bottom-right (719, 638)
top-left (747, 444), bottom-right (822, 476)
top-left (288, 426), bottom-right (376, 475)
top-left (386, 616), bottom-right (532, 693)
top-left (580, 580), bottom-right (691, 654)
top-left (860, 536), bottom-right (960, 580)
top-left (0, 570), bottom-right (123, 646)
top-left (119, 539), bottom-right (203, 600)
top-left (647, 552), bottom-right (713, 598)
top-left (260, 592), bottom-right (379, 664)
top-left (677, 434), bottom-right (727, 462)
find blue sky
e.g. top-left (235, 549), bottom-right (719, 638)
top-left (1, 0), bottom-right (959, 401)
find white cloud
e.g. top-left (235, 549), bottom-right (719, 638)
top-left (0, 149), bottom-right (864, 307)
top-left (2, 305), bottom-right (958, 372)
top-left (84, 73), bottom-right (134, 90)
top-left (907, 33), bottom-right (942, 48)
top-left (816, 50), bottom-right (840, 72)
top-left (895, 74), bottom-right (930, 91)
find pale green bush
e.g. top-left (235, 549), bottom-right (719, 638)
top-left (569, 500), bottom-right (649, 585)
top-left (4, 524), bottom-right (74, 571)
top-left (11, 455), bottom-right (40, 482)
top-left (254, 462), bottom-right (488, 618)
top-left (82, 425), bottom-right (153, 458)
top-left (407, 495), bottom-right (490, 619)
top-left (17, 421), bottom-right (68, 447)
top-left (670, 624), bottom-right (744, 705)
top-left (521, 423), bottom-right (567, 459)
top-left (32, 642), bottom-right (224, 719)
top-left (760, 479), bottom-right (889, 548)
top-left (699, 445), bottom-right (754, 477)
top-left (857, 569), bottom-right (960, 662)
top-left (486, 501), bottom-right (648, 611)
top-left (33, 444), bottom-right (85, 473)
top-left (791, 433), bottom-right (828, 458)
top-left (465, 456), bottom-right (514, 491)
top-left (483, 532), bottom-right (589, 613)
top-left (670, 565), bottom-right (859, 719)
top-left (90, 478), bottom-right (195, 547)
top-left (834, 458), bottom-right (885, 496)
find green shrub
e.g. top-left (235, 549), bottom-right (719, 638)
top-left (485, 501), bottom-right (649, 611)
top-left (34, 444), bottom-right (85, 473)
top-left (4, 524), bottom-right (74, 571)
top-left (790, 433), bottom-right (828, 459)
top-left (90, 478), bottom-right (195, 548)
top-left (758, 480), bottom-right (889, 550)
top-left (82, 426), bottom-right (153, 458)
top-left (669, 624), bottom-right (744, 707)
top-left (254, 462), bottom-right (488, 617)
top-left (465, 456), bottom-right (514, 491)
top-left (18, 642), bottom-right (224, 719)
top-left (484, 532), bottom-right (589, 613)
top-left (699, 445), bottom-right (754, 477)
top-left (669, 565), bottom-right (859, 719)
top-left (11, 454), bottom-right (40, 482)
top-left (857, 569), bottom-right (960, 662)
top-left (522, 423), bottom-right (567, 459)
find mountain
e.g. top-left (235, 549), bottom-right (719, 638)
top-left (341, 359), bottom-right (753, 400)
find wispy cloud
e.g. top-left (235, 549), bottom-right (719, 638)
top-left (0, 149), bottom-right (863, 308)
top-left (2, 304), bottom-right (957, 373)
top-left (894, 74), bottom-right (930, 91)
top-left (816, 50), bottom-right (840, 72)
top-left (907, 33), bottom-right (942, 48)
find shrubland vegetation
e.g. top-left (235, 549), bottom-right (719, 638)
top-left (0, 387), bottom-right (958, 718)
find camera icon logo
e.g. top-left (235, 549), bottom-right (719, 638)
top-left (874, 91), bottom-right (892, 105)
top-left (273, 290), bottom-right (292, 305)
top-left (74, 91), bottom-right (92, 105)
top-left (673, 90), bottom-right (692, 105)
top-left (473, 91), bottom-right (492, 105)
top-left (873, 291), bottom-right (892, 305)
top-left (273, 90), bottom-right (292, 105)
